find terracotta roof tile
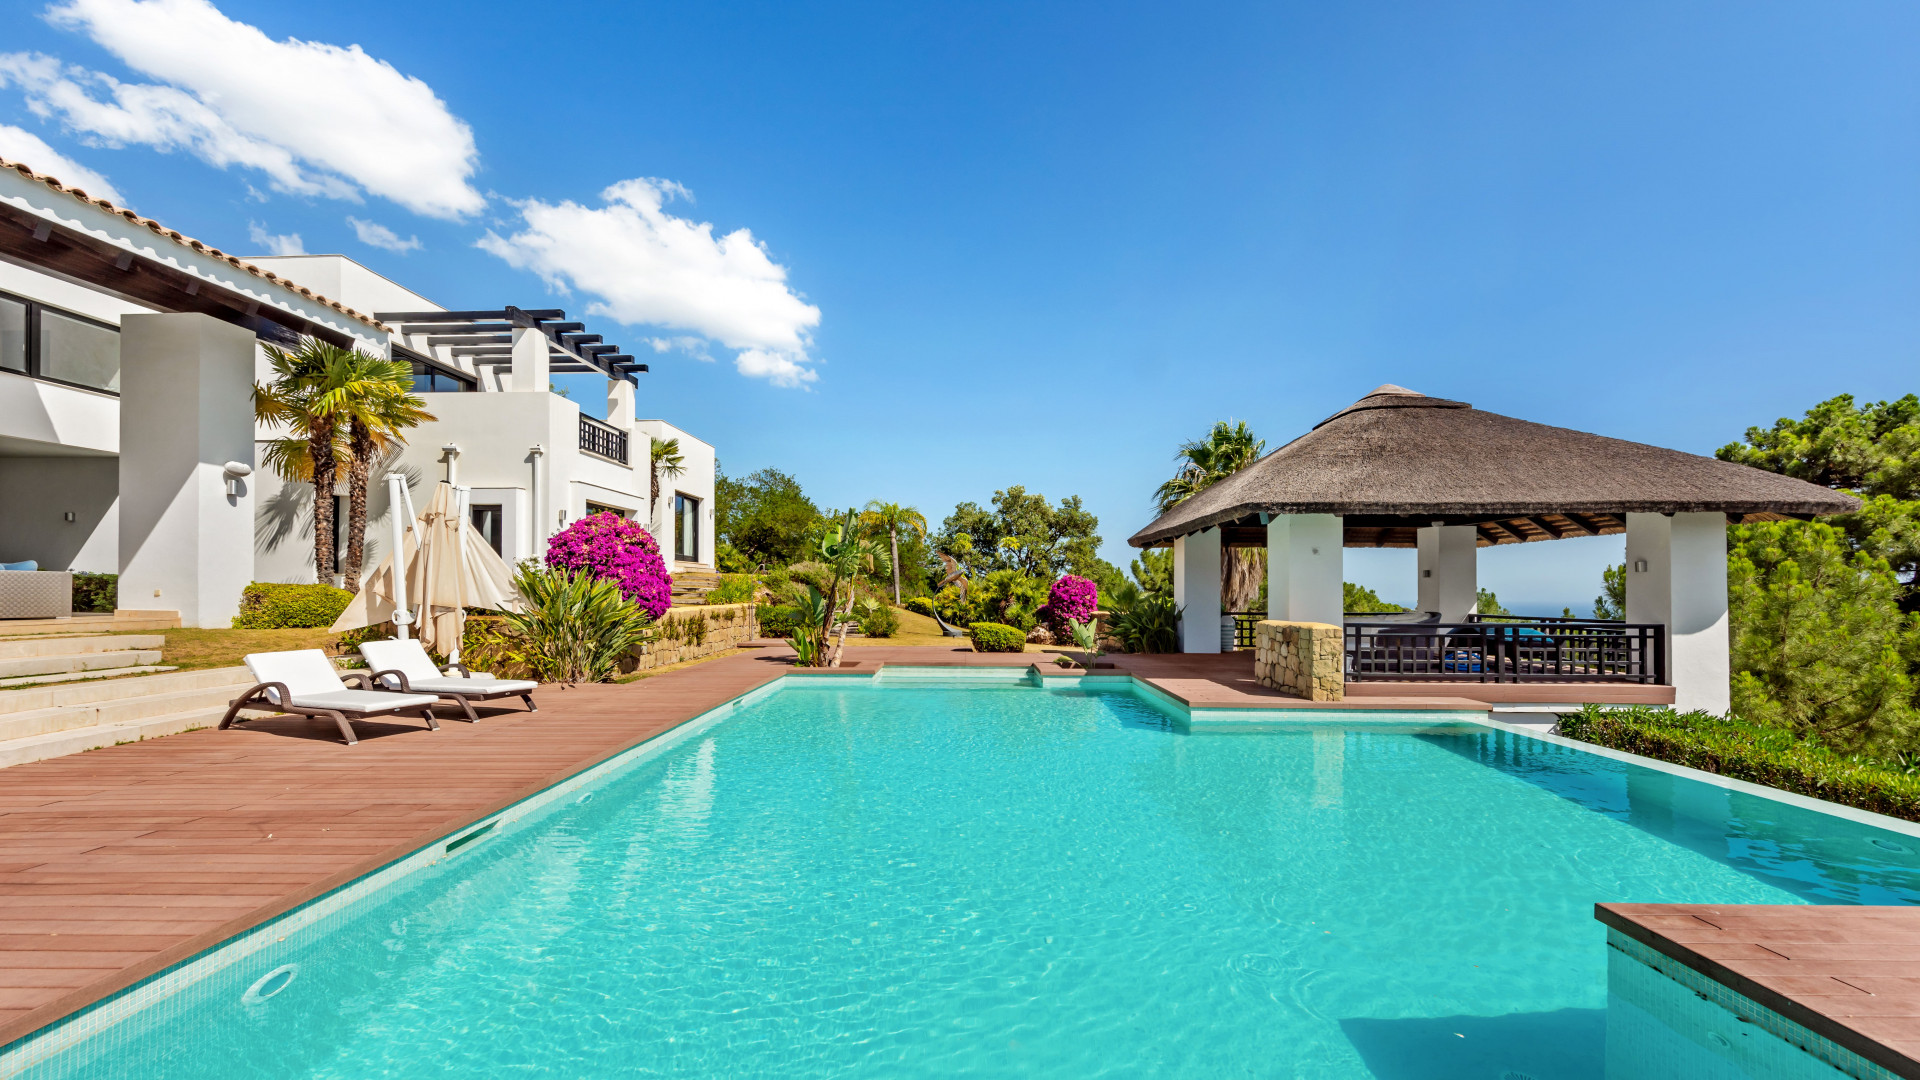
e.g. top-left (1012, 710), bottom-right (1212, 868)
top-left (0, 157), bottom-right (388, 333)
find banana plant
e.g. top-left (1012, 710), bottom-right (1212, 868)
top-left (790, 510), bottom-right (883, 668)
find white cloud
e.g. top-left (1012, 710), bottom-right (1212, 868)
top-left (477, 178), bottom-right (821, 387)
top-left (0, 0), bottom-right (482, 218)
top-left (734, 348), bottom-right (818, 388)
top-left (347, 216), bottom-right (421, 253)
top-left (0, 122), bottom-right (120, 202)
top-left (247, 221), bottom-right (304, 255)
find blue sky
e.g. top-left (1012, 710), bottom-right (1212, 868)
top-left (2, 1), bottom-right (1915, 612)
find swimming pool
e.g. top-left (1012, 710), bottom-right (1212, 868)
top-left (9, 672), bottom-right (1919, 1078)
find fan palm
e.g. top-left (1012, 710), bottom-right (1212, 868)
top-left (337, 355), bottom-right (433, 592)
top-left (860, 500), bottom-right (928, 604)
top-left (1153, 420), bottom-right (1268, 612)
top-left (650, 437), bottom-right (686, 521)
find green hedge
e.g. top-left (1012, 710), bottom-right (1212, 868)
top-left (904, 596), bottom-right (937, 618)
top-left (758, 603), bottom-right (801, 638)
top-left (968, 621), bottom-right (1025, 653)
top-left (232, 582), bottom-right (355, 629)
top-left (1558, 705), bottom-right (1920, 823)
top-left (72, 572), bottom-right (117, 614)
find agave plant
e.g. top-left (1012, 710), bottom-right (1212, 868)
top-left (1112, 594), bottom-right (1180, 654)
top-left (501, 565), bottom-right (654, 685)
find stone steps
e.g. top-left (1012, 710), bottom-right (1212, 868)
top-left (0, 666), bottom-right (257, 770)
top-left (0, 665), bottom-right (178, 690)
top-left (0, 635), bottom-right (167, 679)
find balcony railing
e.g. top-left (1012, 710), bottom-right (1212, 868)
top-left (578, 415), bottom-right (629, 464)
top-left (1344, 619), bottom-right (1665, 684)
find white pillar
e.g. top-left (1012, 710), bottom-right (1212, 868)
top-left (117, 314), bottom-right (257, 627)
top-left (1416, 524), bottom-right (1478, 619)
top-left (1172, 530), bottom-right (1222, 653)
top-left (1266, 514), bottom-right (1344, 626)
top-left (510, 326), bottom-right (548, 393)
top-left (1626, 512), bottom-right (1730, 715)
top-left (606, 378), bottom-right (635, 428)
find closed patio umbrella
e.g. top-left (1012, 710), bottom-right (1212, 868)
top-left (331, 479), bottom-right (523, 659)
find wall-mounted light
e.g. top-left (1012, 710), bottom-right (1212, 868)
top-left (1632, 558), bottom-right (1649, 573)
top-left (63, 511), bottom-right (75, 523)
top-left (222, 461), bottom-right (252, 497)
top-left (1422, 569), bottom-right (1432, 578)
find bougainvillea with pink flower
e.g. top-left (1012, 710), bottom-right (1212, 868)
top-left (544, 513), bottom-right (673, 621)
top-left (1042, 573), bottom-right (1098, 638)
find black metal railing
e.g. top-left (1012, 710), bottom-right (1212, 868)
top-left (1344, 619), bottom-right (1665, 684)
top-left (578, 415), bottom-right (629, 464)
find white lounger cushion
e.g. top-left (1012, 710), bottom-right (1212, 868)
top-left (402, 676), bottom-right (538, 695)
top-left (244, 649), bottom-right (438, 713)
top-left (359, 639), bottom-right (535, 695)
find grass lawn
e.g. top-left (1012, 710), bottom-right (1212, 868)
top-left (842, 607), bottom-right (1055, 653)
top-left (115, 627), bottom-right (344, 670)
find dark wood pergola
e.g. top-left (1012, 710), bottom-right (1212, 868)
top-left (372, 306), bottom-right (648, 384)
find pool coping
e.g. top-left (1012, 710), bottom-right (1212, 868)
top-left (4, 657), bottom-right (1918, 1064)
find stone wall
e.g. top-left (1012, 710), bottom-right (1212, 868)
top-left (1253, 620), bottom-right (1344, 701)
top-left (626, 603), bottom-right (758, 672)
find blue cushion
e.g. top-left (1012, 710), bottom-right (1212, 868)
top-left (0, 561), bottom-right (38, 572)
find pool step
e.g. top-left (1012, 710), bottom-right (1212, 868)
top-left (0, 666), bottom-right (257, 769)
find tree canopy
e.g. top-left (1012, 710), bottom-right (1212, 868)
top-left (937, 486), bottom-right (1104, 581)
top-left (715, 465), bottom-right (821, 571)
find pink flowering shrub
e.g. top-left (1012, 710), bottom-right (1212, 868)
top-left (545, 513), bottom-right (672, 621)
top-left (1042, 574), bottom-right (1098, 638)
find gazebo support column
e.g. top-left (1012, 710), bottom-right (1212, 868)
top-left (1266, 514), bottom-right (1344, 626)
top-left (1626, 512), bottom-right (1730, 714)
top-left (1173, 530), bottom-right (1222, 653)
top-left (1416, 524), bottom-right (1478, 619)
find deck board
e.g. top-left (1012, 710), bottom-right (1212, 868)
top-left (1598, 903), bottom-right (1920, 1078)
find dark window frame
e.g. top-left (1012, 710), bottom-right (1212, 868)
top-left (393, 345), bottom-right (477, 393)
top-left (674, 492), bottom-right (700, 562)
top-left (0, 288), bottom-right (121, 397)
top-left (470, 503), bottom-right (504, 554)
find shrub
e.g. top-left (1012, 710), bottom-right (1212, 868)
top-left (904, 596), bottom-right (937, 618)
top-left (759, 603), bottom-right (801, 638)
top-left (544, 513), bottom-right (673, 621)
top-left (232, 582), bottom-right (354, 629)
top-left (969, 621), bottom-right (1025, 653)
top-left (1042, 574), bottom-right (1098, 638)
top-left (1112, 594), bottom-right (1179, 653)
top-left (931, 584), bottom-right (969, 625)
top-left (659, 610), bottom-right (710, 646)
top-left (71, 572), bottom-right (116, 614)
top-left (1558, 705), bottom-right (1920, 823)
top-left (708, 574), bottom-right (756, 605)
top-left (966, 570), bottom-right (1050, 631)
top-left (857, 599), bottom-right (899, 638)
top-left (501, 565), bottom-right (654, 684)
top-left (459, 615), bottom-right (533, 680)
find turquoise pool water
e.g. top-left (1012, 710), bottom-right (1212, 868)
top-left (13, 677), bottom-right (1920, 1078)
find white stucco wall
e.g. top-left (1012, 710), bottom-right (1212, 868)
top-left (0, 455), bottom-right (117, 571)
top-left (633, 419), bottom-right (716, 566)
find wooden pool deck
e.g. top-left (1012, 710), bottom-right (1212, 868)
top-left (0, 642), bottom-right (1859, 1061)
top-left (1599, 902), bottom-right (1920, 1078)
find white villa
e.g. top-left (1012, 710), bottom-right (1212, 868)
top-left (0, 157), bottom-right (715, 627)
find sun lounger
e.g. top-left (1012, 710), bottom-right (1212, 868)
top-left (220, 649), bottom-right (442, 745)
top-left (357, 638), bottom-right (539, 723)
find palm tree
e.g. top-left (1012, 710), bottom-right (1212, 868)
top-left (650, 437), bottom-right (686, 526)
top-left (1155, 420), bottom-right (1267, 612)
top-left (1153, 419), bottom-right (1265, 514)
top-left (338, 355), bottom-right (433, 592)
top-left (860, 501), bottom-right (928, 604)
top-left (256, 341), bottom-right (434, 589)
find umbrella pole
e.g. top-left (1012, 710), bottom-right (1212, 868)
top-left (387, 473), bottom-right (413, 640)
top-left (452, 485), bottom-right (471, 665)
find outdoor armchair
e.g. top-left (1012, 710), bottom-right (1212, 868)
top-left (220, 649), bottom-right (443, 745)
top-left (357, 638), bottom-right (539, 723)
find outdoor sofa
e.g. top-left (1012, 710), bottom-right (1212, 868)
top-left (220, 649), bottom-right (442, 745)
top-left (0, 563), bottom-right (71, 620)
top-left (357, 638), bottom-right (538, 722)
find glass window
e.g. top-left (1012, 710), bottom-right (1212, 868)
top-left (0, 297), bottom-right (24, 374)
top-left (675, 494), bottom-right (700, 561)
top-left (470, 504), bottom-right (503, 554)
top-left (38, 309), bottom-right (119, 392)
top-left (409, 359), bottom-right (474, 393)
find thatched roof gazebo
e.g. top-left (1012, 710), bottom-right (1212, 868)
top-left (1129, 385), bottom-right (1857, 713)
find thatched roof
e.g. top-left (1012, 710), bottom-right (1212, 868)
top-left (1129, 385), bottom-right (1860, 549)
